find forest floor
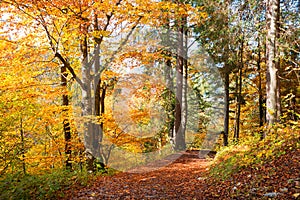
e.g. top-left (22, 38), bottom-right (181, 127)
top-left (62, 147), bottom-right (299, 200)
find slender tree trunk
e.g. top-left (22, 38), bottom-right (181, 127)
top-left (276, 75), bottom-right (281, 122)
top-left (266, 0), bottom-right (280, 127)
top-left (182, 15), bottom-right (188, 148)
top-left (223, 70), bottom-right (230, 146)
top-left (61, 62), bottom-right (72, 169)
top-left (98, 83), bottom-right (106, 169)
top-left (165, 56), bottom-right (175, 142)
top-left (234, 39), bottom-right (243, 141)
top-left (257, 37), bottom-right (264, 127)
top-left (257, 36), bottom-right (265, 139)
top-left (20, 117), bottom-right (26, 175)
top-left (222, 0), bottom-right (231, 146)
top-left (234, 68), bottom-right (242, 141)
top-left (94, 49), bottom-right (101, 160)
top-left (275, 1), bottom-right (281, 122)
top-left (233, 73), bottom-right (239, 139)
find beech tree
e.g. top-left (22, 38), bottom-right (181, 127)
top-left (265, 0), bottom-right (281, 128)
top-left (174, 9), bottom-right (187, 151)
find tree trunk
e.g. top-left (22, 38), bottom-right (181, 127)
top-left (266, 0), bottom-right (280, 127)
top-left (20, 117), bottom-right (26, 175)
top-left (234, 39), bottom-right (243, 141)
top-left (80, 31), bottom-right (95, 171)
top-left (275, 2), bottom-right (281, 122)
top-left (174, 17), bottom-right (186, 151)
top-left (233, 73), bottom-right (239, 140)
top-left (94, 44), bottom-right (101, 160)
top-left (162, 19), bottom-right (175, 146)
top-left (223, 70), bottom-right (230, 146)
top-left (98, 83), bottom-right (106, 168)
top-left (61, 62), bottom-right (72, 170)
top-left (165, 55), bottom-right (175, 143)
top-left (182, 15), bottom-right (188, 149)
top-left (93, 13), bottom-right (106, 169)
top-left (257, 36), bottom-right (265, 139)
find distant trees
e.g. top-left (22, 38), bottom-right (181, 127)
top-left (194, 0), bottom-right (299, 145)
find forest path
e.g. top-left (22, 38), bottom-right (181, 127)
top-left (63, 151), bottom-right (213, 199)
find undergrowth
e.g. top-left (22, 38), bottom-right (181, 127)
top-left (0, 168), bottom-right (117, 200)
top-left (209, 125), bottom-right (300, 180)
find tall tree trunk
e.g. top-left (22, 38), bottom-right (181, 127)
top-left (81, 31), bottom-right (95, 171)
top-left (275, 1), bottom-right (281, 122)
top-left (234, 39), bottom-right (243, 141)
top-left (174, 17), bottom-right (185, 151)
top-left (222, 0), bottom-right (232, 146)
top-left (233, 72), bottom-right (239, 140)
top-left (266, 0), bottom-right (280, 127)
top-left (165, 55), bottom-right (175, 143)
top-left (257, 36), bottom-right (265, 139)
top-left (234, 67), bottom-right (242, 141)
top-left (223, 70), bottom-right (230, 146)
top-left (61, 62), bottom-right (72, 169)
top-left (162, 17), bottom-right (175, 146)
top-left (181, 15), bottom-right (188, 148)
top-left (93, 13), bottom-right (106, 169)
top-left (94, 43), bottom-right (101, 160)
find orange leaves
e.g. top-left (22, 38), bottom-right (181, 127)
top-left (0, 0), bottom-right (209, 175)
top-left (129, 108), bottom-right (151, 125)
top-left (0, 6), bottom-right (72, 174)
top-left (62, 151), bottom-right (214, 199)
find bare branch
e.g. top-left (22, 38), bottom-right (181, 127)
top-left (103, 16), bottom-right (143, 70)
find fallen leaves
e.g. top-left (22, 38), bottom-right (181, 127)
top-left (61, 147), bottom-right (299, 199)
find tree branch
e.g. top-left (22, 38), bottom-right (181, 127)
top-left (55, 52), bottom-right (84, 89)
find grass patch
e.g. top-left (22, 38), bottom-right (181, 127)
top-left (0, 168), bottom-right (109, 200)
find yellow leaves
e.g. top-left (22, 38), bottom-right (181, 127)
top-left (158, 1), bottom-right (176, 11)
top-left (129, 108), bottom-right (151, 125)
top-left (93, 0), bottom-right (114, 14)
top-left (119, 51), bottom-right (143, 63)
top-left (92, 30), bottom-right (111, 38)
top-left (199, 12), bottom-right (208, 19)
top-left (0, 0), bottom-right (213, 176)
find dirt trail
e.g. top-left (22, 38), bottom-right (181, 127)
top-left (64, 151), bottom-right (213, 199)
